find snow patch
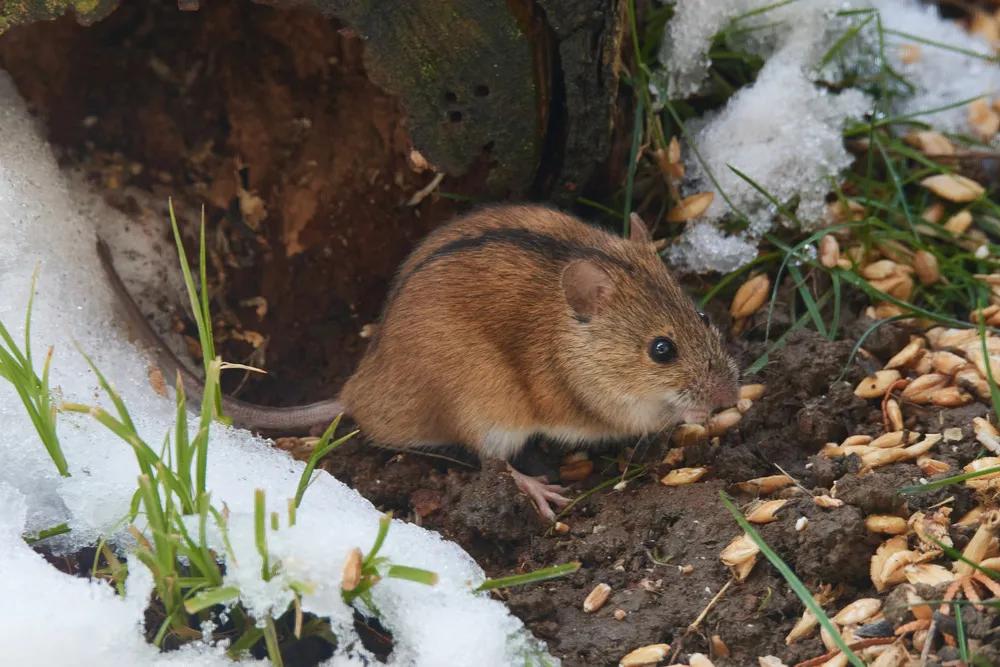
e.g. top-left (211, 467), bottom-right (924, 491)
top-left (0, 71), bottom-right (552, 666)
top-left (659, 0), bottom-right (999, 273)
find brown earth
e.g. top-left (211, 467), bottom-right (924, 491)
top-left (3, 2), bottom-right (998, 666)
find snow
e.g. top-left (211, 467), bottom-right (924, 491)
top-left (0, 71), bottom-right (553, 666)
top-left (659, 0), bottom-right (1000, 273)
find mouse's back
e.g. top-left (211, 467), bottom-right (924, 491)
top-left (341, 204), bottom-right (738, 455)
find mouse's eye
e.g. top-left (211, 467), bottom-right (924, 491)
top-left (697, 310), bottom-right (710, 326)
top-left (648, 337), bottom-right (677, 364)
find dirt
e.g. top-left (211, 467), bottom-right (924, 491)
top-left (3, 3), bottom-right (998, 666)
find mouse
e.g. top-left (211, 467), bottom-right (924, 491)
top-left (98, 204), bottom-right (740, 520)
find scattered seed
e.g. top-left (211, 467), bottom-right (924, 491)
top-left (583, 583), bottom-right (612, 613)
top-left (869, 431), bottom-right (919, 449)
top-left (785, 609), bottom-right (818, 645)
top-left (854, 370), bottom-right (902, 398)
top-left (974, 417), bottom-right (1000, 454)
top-left (861, 259), bottom-right (899, 280)
top-left (819, 235), bottom-right (840, 268)
top-left (679, 564), bottom-right (694, 574)
top-left (735, 474), bottom-right (795, 495)
top-left (904, 563), bottom-right (954, 586)
top-left (885, 399), bottom-right (903, 431)
top-left (901, 373), bottom-right (949, 402)
top-left (739, 383), bottom-right (766, 401)
top-left (912, 250), bottom-right (940, 285)
top-left (689, 654), bottom-right (714, 667)
top-left (720, 533), bottom-right (759, 581)
top-left (667, 192), bottom-right (714, 222)
top-left (928, 385), bottom-right (973, 407)
top-left (831, 598), bottom-right (881, 626)
top-left (930, 350), bottom-right (966, 376)
top-left (906, 130), bottom-right (954, 155)
top-left (554, 521), bottom-right (570, 534)
top-left (730, 274), bottom-right (771, 319)
top-left (795, 516), bottom-right (808, 532)
top-left (710, 635), bottom-right (730, 659)
top-left (920, 174), bottom-right (985, 202)
top-left (943, 209), bottom-right (974, 234)
top-left (865, 515), bottom-right (908, 535)
top-left (147, 365), bottom-right (168, 397)
top-left (759, 656), bottom-right (789, 667)
top-left (884, 338), bottom-right (924, 369)
top-left (619, 643), bottom-right (671, 667)
top-left (672, 423), bottom-right (707, 447)
top-left (916, 457), bottom-right (950, 475)
top-left (922, 202), bottom-right (945, 223)
top-left (814, 495), bottom-right (844, 509)
top-left (660, 467), bottom-right (708, 486)
top-left (841, 434), bottom-right (873, 447)
top-left (560, 457), bottom-right (595, 482)
top-left (661, 447), bottom-right (685, 468)
top-left (746, 499), bottom-right (788, 524)
top-left (614, 609), bottom-right (627, 621)
top-left (341, 547), bottom-right (363, 591)
top-left (736, 397), bottom-right (753, 414)
top-left (899, 42), bottom-right (921, 63)
top-left (969, 98), bottom-right (1000, 139)
top-left (706, 408), bottom-right (742, 436)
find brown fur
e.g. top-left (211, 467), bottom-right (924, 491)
top-left (341, 205), bottom-right (739, 456)
top-left (101, 204), bottom-right (739, 458)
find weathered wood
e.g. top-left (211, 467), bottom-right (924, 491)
top-left (1, 0), bottom-right (626, 199)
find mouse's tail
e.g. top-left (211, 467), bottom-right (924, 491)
top-left (97, 238), bottom-right (346, 436)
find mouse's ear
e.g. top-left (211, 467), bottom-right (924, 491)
top-left (562, 259), bottom-right (613, 319)
top-left (628, 212), bottom-right (652, 245)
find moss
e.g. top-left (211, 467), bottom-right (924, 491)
top-left (1, 0), bottom-right (117, 33)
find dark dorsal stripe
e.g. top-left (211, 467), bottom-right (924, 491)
top-left (388, 227), bottom-right (630, 304)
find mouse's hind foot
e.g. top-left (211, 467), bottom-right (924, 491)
top-left (506, 463), bottom-right (571, 521)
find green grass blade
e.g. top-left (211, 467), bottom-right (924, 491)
top-left (819, 12), bottom-right (874, 69)
top-left (363, 513), bottom-right (392, 568)
top-left (294, 417), bottom-right (355, 509)
top-left (386, 565), bottom-right (439, 586)
top-left (475, 562), bottom-right (580, 592)
top-left (955, 600), bottom-right (970, 663)
top-left (787, 263), bottom-right (828, 339)
top-left (184, 585), bottom-right (240, 614)
top-left (263, 616), bottom-right (284, 667)
top-left (254, 489), bottom-right (270, 581)
top-left (899, 465), bottom-right (1000, 494)
top-left (719, 492), bottom-right (863, 667)
top-left (22, 522), bottom-right (71, 545)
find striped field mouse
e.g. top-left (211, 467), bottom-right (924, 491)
top-left (99, 204), bottom-right (740, 519)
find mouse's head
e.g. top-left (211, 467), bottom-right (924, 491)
top-left (558, 215), bottom-right (740, 433)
